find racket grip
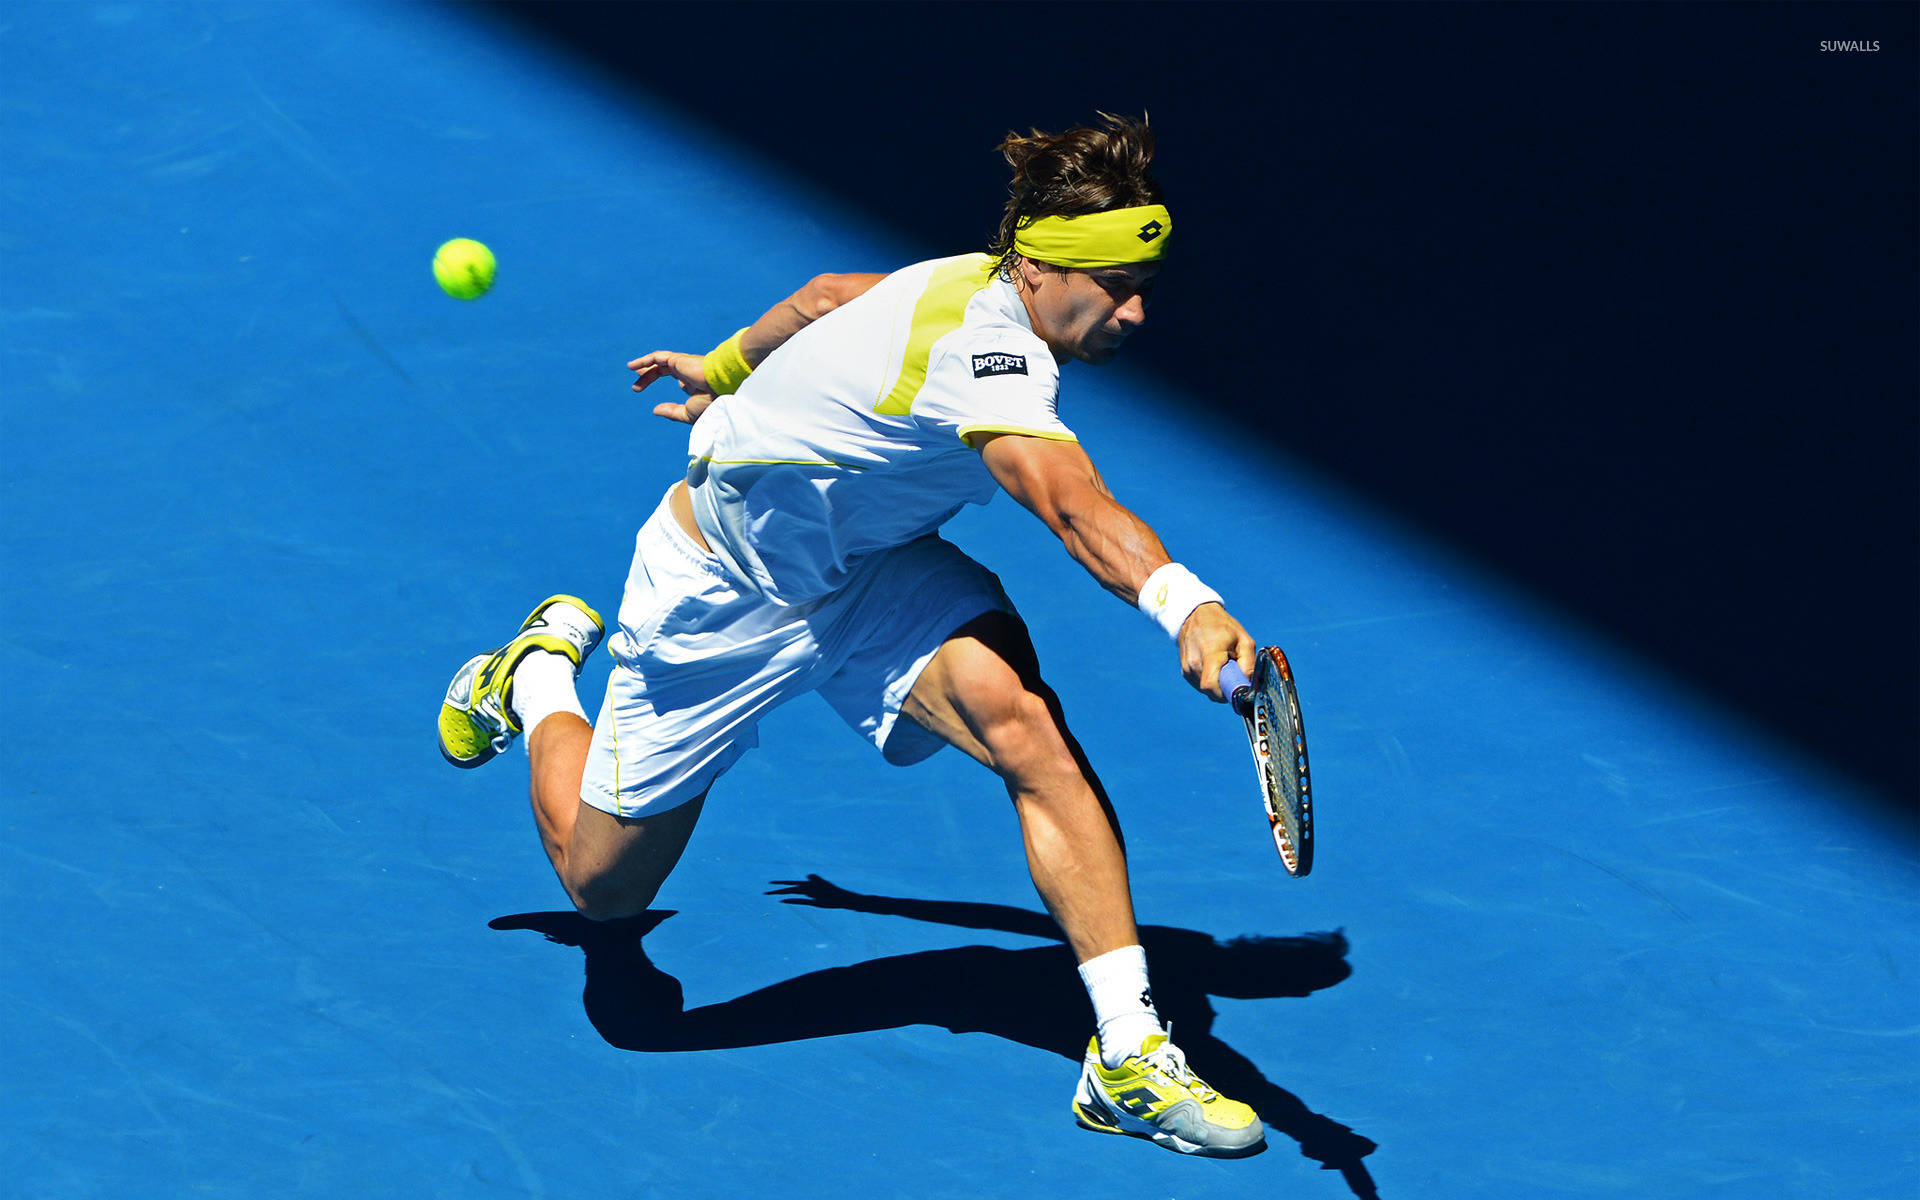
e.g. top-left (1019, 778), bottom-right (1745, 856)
top-left (1219, 660), bottom-right (1254, 716)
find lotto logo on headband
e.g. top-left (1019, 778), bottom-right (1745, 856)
top-left (972, 352), bottom-right (1028, 378)
top-left (1137, 219), bottom-right (1164, 243)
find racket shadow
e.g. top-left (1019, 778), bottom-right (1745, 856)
top-left (491, 877), bottom-right (1379, 1192)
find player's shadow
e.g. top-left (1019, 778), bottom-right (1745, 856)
top-left (492, 876), bottom-right (1379, 1196)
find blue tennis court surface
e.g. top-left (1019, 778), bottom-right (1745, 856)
top-left (4, 3), bottom-right (1914, 1197)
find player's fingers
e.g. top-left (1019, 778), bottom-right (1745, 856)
top-left (1234, 631), bottom-right (1257, 674)
top-left (1178, 604), bottom-right (1244, 699)
top-left (1207, 631), bottom-right (1256, 703)
top-left (1186, 645), bottom-right (1224, 700)
top-left (651, 401), bottom-right (692, 424)
top-left (1204, 650), bottom-right (1234, 702)
top-left (628, 351), bottom-right (681, 387)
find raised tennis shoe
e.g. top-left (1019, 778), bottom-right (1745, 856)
top-left (1071, 1031), bottom-right (1265, 1157)
top-left (438, 595), bottom-right (603, 769)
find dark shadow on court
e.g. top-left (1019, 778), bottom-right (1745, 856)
top-left (492, 877), bottom-right (1380, 1196)
top-left (452, 0), bottom-right (1919, 818)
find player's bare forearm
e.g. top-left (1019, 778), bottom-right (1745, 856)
top-left (740, 272), bottom-right (887, 365)
top-left (981, 433), bottom-right (1254, 698)
top-left (979, 433), bottom-right (1169, 602)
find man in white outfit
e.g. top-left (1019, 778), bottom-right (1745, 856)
top-left (439, 114), bottom-right (1266, 1157)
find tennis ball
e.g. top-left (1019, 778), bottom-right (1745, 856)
top-left (433, 238), bottom-right (495, 300)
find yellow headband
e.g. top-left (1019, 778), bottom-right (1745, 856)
top-left (1012, 204), bottom-right (1172, 268)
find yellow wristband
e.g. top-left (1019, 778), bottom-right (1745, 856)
top-left (704, 327), bottom-right (754, 395)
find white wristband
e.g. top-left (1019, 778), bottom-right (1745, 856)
top-left (1136, 562), bottom-right (1223, 641)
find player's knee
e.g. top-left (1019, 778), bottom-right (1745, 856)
top-left (978, 686), bottom-right (1076, 783)
top-left (567, 871), bottom-right (660, 924)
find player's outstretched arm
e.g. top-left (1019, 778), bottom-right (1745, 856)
top-left (979, 432), bottom-right (1254, 699)
top-left (630, 271), bottom-right (887, 424)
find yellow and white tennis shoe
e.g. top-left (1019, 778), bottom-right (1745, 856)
top-left (438, 595), bottom-right (603, 769)
top-left (1071, 1032), bottom-right (1265, 1157)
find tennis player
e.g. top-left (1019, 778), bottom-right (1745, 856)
top-left (439, 114), bottom-right (1265, 1157)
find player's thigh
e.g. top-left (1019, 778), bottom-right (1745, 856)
top-left (565, 790), bottom-right (707, 920)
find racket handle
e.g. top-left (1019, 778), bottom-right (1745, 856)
top-left (1219, 660), bottom-right (1254, 716)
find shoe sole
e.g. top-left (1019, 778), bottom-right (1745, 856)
top-left (1070, 1097), bottom-right (1266, 1159)
top-left (439, 727), bottom-right (500, 769)
top-left (440, 743), bottom-right (499, 769)
top-left (440, 652), bottom-right (503, 769)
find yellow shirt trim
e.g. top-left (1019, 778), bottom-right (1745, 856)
top-left (873, 255), bottom-right (997, 416)
top-left (957, 424), bottom-right (1080, 449)
top-left (691, 454), bottom-right (868, 470)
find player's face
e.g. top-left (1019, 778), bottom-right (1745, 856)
top-left (1021, 259), bottom-right (1159, 365)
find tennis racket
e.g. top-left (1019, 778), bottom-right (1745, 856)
top-left (1219, 646), bottom-right (1313, 876)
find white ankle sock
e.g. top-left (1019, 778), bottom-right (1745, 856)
top-left (509, 650), bottom-right (587, 737)
top-left (1078, 944), bottom-right (1164, 1067)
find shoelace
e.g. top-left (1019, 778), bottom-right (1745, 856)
top-left (1139, 1027), bottom-right (1221, 1102)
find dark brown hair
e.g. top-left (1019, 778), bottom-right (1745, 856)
top-left (990, 112), bottom-right (1163, 278)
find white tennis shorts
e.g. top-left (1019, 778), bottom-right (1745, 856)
top-left (579, 490), bottom-right (1013, 817)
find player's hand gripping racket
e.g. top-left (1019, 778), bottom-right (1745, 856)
top-left (1219, 647), bottom-right (1314, 876)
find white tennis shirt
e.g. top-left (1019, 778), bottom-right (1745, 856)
top-left (686, 253), bottom-right (1078, 603)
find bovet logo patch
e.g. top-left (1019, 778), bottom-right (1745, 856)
top-left (971, 352), bottom-right (1028, 379)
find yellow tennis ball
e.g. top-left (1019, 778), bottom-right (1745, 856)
top-left (433, 238), bottom-right (495, 300)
